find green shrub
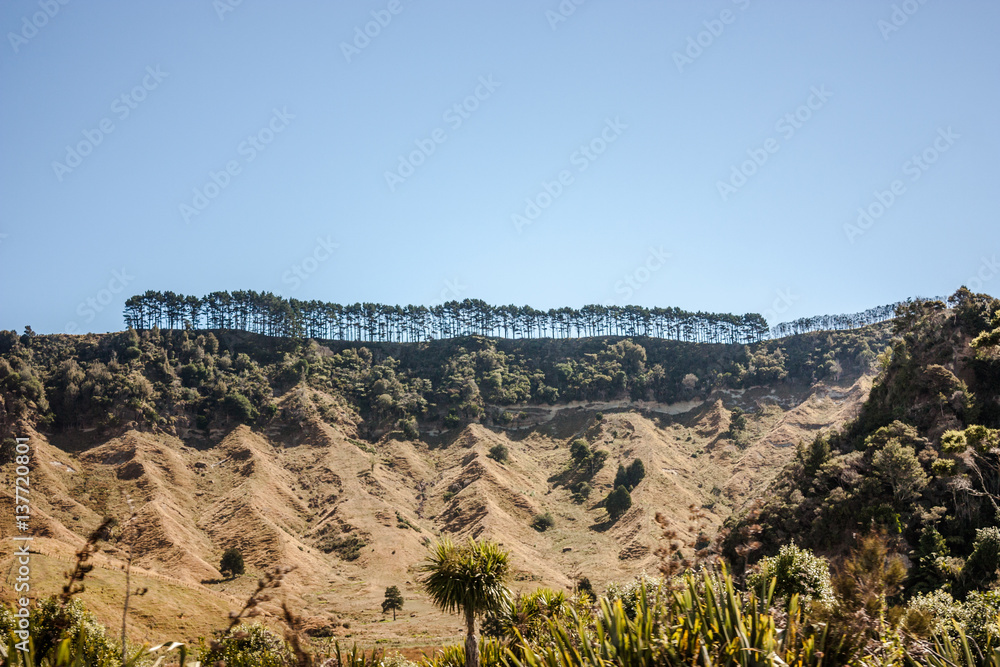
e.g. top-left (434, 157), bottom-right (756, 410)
top-left (931, 458), bottom-right (955, 475)
top-left (912, 524), bottom-right (953, 593)
top-left (318, 533), bottom-right (366, 561)
top-left (571, 481), bottom-right (591, 503)
top-left (746, 543), bottom-right (833, 603)
top-left (396, 511), bottom-right (421, 532)
top-left (605, 573), bottom-right (662, 620)
top-left (901, 589), bottom-right (962, 638)
top-left (626, 458), bottom-right (645, 488)
top-left (0, 330), bottom-right (19, 354)
top-left (222, 391), bottom-right (258, 423)
top-left (482, 588), bottom-right (569, 642)
top-left (199, 623), bottom-right (291, 667)
top-left (965, 424), bottom-right (1000, 452)
top-left (275, 358), bottom-right (309, 386)
top-left (728, 407), bottom-right (748, 441)
top-left (398, 416), bottom-right (420, 439)
top-left (530, 512), bottom-right (554, 532)
top-left (940, 429), bottom-right (968, 453)
top-left (569, 439), bottom-right (590, 464)
top-left (487, 443), bottom-right (509, 463)
top-left (605, 486), bottom-right (632, 521)
top-left (959, 527), bottom-right (1000, 595)
top-left (418, 638), bottom-right (504, 667)
top-left (961, 589), bottom-right (1000, 647)
top-left (0, 438), bottom-right (15, 465)
top-left (586, 449), bottom-right (609, 475)
top-left (179, 362), bottom-right (209, 387)
top-left (0, 597), bottom-right (121, 666)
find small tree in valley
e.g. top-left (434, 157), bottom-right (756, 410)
top-left (382, 585), bottom-right (404, 620)
top-left (220, 547), bottom-right (245, 578)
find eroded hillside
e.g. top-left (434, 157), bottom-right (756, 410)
top-left (0, 335), bottom-right (878, 645)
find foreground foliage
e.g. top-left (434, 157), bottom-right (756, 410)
top-left (419, 538), bottom-right (512, 667)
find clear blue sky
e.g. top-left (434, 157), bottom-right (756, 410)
top-left (2, 1), bottom-right (998, 334)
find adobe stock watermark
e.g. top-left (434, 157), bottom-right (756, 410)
top-left (511, 117), bottom-right (627, 234)
top-left (878, 0), bottom-right (930, 41)
top-left (340, 0), bottom-right (411, 63)
top-left (178, 107), bottom-right (294, 223)
top-left (11, 436), bottom-right (32, 654)
top-left (613, 246), bottom-right (671, 301)
top-left (52, 66), bottom-right (169, 182)
top-left (965, 254), bottom-right (1000, 294)
top-left (673, 0), bottom-right (751, 74)
top-left (717, 85), bottom-right (832, 202)
top-left (384, 75), bottom-right (501, 192)
top-left (546, 0), bottom-right (585, 31)
top-left (843, 126), bottom-right (959, 244)
top-left (281, 236), bottom-right (339, 290)
top-left (7, 0), bottom-right (69, 54)
top-left (428, 277), bottom-right (468, 307)
top-left (762, 288), bottom-right (799, 329)
top-left (64, 268), bottom-right (134, 334)
top-left (213, 0), bottom-right (245, 21)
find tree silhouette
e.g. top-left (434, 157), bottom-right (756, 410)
top-left (220, 547), bottom-right (244, 578)
top-left (123, 290), bottom-right (921, 343)
top-left (606, 486), bottom-right (632, 521)
top-left (381, 585), bottom-right (404, 620)
top-left (626, 458), bottom-right (645, 489)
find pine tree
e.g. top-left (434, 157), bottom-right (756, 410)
top-left (382, 585), bottom-right (404, 620)
top-left (626, 459), bottom-right (645, 489)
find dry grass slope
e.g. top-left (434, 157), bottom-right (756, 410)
top-left (0, 372), bottom-right (871, 647)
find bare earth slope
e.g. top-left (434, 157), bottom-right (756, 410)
top-left (0, 372), bottom-right (870, 646)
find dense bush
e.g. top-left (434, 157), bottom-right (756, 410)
top-left (399, 415), bottom-right (420, 439)
top-left (613, 458), bottom-right (646, 491)
top-left (222, 391), bottom-right (258, 424)
top-left (0, 300), bottom-right (894, 443)
top-left (220, 547), bottom-right (245, 577)
top-left (530, 512), bottom-right (554, 532)
top-left (482, 588), bottom-right (570, 643)
top-left (957, 527), bottom-right (1000, 596)
top-left (746, 543), bottom-right (833, 603)
top-left (198, 623), bottom-right (291, 667)
top-left (0, 597), bottom-right (121, 666)
top-left (728, 290), bottom-right (1000, 588)
top-left (605, 486), bottom-right (632, 521)
top-left (604, 573), bottom-right (662, 620)
top-left (570, 481), bottom-right (591, 503)
top-left (443, 409), bottom-right (461, 429)
top-left (487, 443), bottom-right (509, 463)
top-left (569, 438), bottom-right (590, 463)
